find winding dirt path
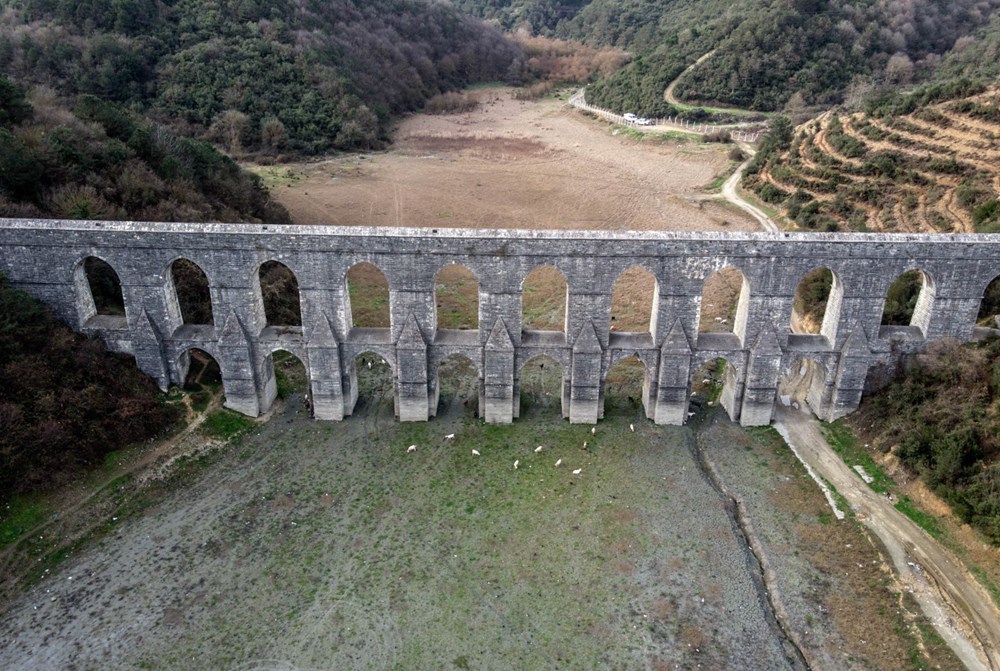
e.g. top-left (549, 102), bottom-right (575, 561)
top-left (664, 50), bottom-right (717, 107)
top-left (720, 145), bottom-right (778, 232)
top-left (774, 407), bottom-right (1000, 671)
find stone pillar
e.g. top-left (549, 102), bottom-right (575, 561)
top-left (569, 320), bottom-right (603, 424)
top-left (828, 323), bottom-right (872, 421)
top-left (653, 320), bottom-right (692, 425)
top-left (483, 317), bottom-right (515, 424)
top-left (740, 324), bottom-right (783, 426)
top-left (217, 309), bottom-right (261, 417)
top-left (395, 312), bottom-right (430, 421)
top-left (130, 308), bottom-right (170, 391)
top-left (306, 313), bottom-right (345, 420)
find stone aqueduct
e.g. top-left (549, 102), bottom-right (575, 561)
top-left (2, 219), bottom-right (999, 427)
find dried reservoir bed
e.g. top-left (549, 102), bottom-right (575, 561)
top-left (0, 366), bottom-right (958, 671)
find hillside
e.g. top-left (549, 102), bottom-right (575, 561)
top-left (743, 82), bottom-right (1000, 233)
top-left (0, 0), bottom-right (523, 155)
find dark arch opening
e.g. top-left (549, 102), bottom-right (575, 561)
top-left (978, 274), bottom-right (1000, 328)
top-left (351, 352), bottom-right (393, 415)
top-left (347, 263), bottom-right (390, 329)
top-left (171, 259), bottom-right (213, 325)
top-left (259, 261), bottom-right (301, 327)
top-left (271, 350), bottom-right (308, 400)
top-left (519, 354), bottom-right (565, 417)
top-left (791, 268), bottom-right (832, 335)
top-left (699, 267), bottom-right (748, 339)
top-left (522, 265), bottom-right (567, 332)
top-left (435, 353), bottom-right (479, 417)
top-left (690, 357), bottom-right (739, 417)
top-left (610, 267), bottom-right (658, 334)
top-left (604, 355), bottom-right (648, 417)
top-left (83, 257), bottom-right (125, 316)
top-left (881, 269), bottom-right (934, 335)
top-left (179, 348), bottom-right (222, 410)
top-left (435, 264), bottom-right (479, 330)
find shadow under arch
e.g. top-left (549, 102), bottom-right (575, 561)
top-left (977, 272), bottom-right (1000, 329)
top-left (259, 346), bottom-right (309, 416)
top-left (603, 353), bottom-right (652, 420)
top-left (698, 265), bottom-right (750, 346)
top-left (346, 350), bottom-right (395, 418)
top-left (166, 257), bottom-right (214, 329)
top-left (790, 266), bottom-right (843, 345)
top-left (73, 255), bottom-right (126, 329)
top-left (431, 352), bottom-right (480, 419)
top-left (518, 353), bottom-right (568, 419)
top-left (880, 268), bottom-right (935, 339)
top-left (690, 356), bottom-right (743, 423)
top-left (176, 346), bottom-right (224, 409)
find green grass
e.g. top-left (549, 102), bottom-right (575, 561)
top-left (970, 566), bottom-right (1000, 609)
top-left (0, 497), bottom-right (49, 547)
top-left (822, 420), bottom-right (894, 494)
top-left (895, 495), bottom-right (945, 540)
top-left (202, 410), bottom-right (258, 442)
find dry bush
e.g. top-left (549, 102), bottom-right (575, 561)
top-left (424, 92), bottom-right (480, 115)
top-left (515, 34), bottom-right (629, 84)
top-left (702, 129), bottom-right (733, 143)
top-left (513, 81), bottom-right (555, 100)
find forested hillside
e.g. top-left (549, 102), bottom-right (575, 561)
top-left (0, 0), bottom-right (523, 154)
top-left (460, 0), bottom-right (1000, 116)
top-left (0, 75), bottom-right (288, 222)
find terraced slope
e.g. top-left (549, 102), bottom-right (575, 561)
top-left (745, 89), bottom-right (1000, 233)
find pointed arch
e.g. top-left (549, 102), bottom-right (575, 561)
top-left (699, 266), bottom-right (749, 342)
top-left (345, 262), bottom-right (390, 329)
top-left (610, 266), bottom-right (658, 334)
top-left (73, 255), bottom-right (125, 327)
top-left (258, 260), bottom-right (302, 327)
top-left (522, 264), bottom-right (568, 332)
top-left (435, 263), bottom-right (479, 330)
top-left (791, 267), bottom-right (842, 343)
top-left (168, 258), bottom-right (213, 325)
top-left (881, 269), bottom-right (935, 336)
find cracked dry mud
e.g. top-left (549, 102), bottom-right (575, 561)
top-left (0, 367), bottom-right (960, 670)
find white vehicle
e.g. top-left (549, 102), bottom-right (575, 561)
top-left (636, 117), bottom-right (653, 126)
top-left (623, 112), bottom-right (638, 121)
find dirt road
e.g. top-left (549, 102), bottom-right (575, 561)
top-left (664, 50), bottom-right (717, 107)
top-left (774, 406), bottom-right (1000, 671)
top-left (721, 145), bottom-right (778, 232)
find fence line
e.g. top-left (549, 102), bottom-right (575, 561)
top-left (567, 89), bottom-right (763, 144)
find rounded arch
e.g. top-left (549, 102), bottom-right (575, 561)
top-left (73, 254), bottom-right (125, 326)
top-left (345, 262), bottom-right (390, 329)
top-left (690, 356), bottom-right (742, 420)
top-left (778, 356), bottom-right (832, 419)
top-left (434, 263), bottom-right (479, 330)
top-left (258, 260), bottom-right (302, 327)
top-left (881, 268), bottom-right (935, 336)
top-left (176, 347), bottom-right (224, 407)
top-left (433, 352), bottom-right (480, 416)
top-left (167, 257), bottom-right (214, 326)
top-left (521, 264), bottom-right (568, 332)
top-left (610, 265), bottom-right (659, 334)
top-left (348, 350), bottom-right (394, 417)
top-left (265, 347), bottom-right (309, 402)
top-left (977, 273), bottom-right (1000, 328)
top-left (699, 265), bottom-right (750, 342)
top-left (791, 266), bottom-right (843, 343)
top-left (604, 354), bottom-right (651, 417)
top-left (519, 354), bottom-right (566, 417)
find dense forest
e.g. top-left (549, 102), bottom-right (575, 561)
top-left (459, 0), bottom-right (1000, 116)
top-left (0, 275), bottom-right (180, 497)
top-left (0, 74), bottom-right (288, 222)
top-left (0, 0), bottom-right (524, 154)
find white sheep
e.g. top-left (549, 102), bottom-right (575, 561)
top-left (406, 444), bottom-right (416, 453)
top-left (629, 423), bottom-right (635, 433)
top-left (591, 426), bottom-right (596, 435)
top-left (554, 458), bottom-right (562, 467)
top-left (534, 445), bottom-right (543, 453)
top-left (471, 449), bottom-right (480, 456)
top-left (445, 433), bottom-right (455, 440)
top-left (572, 468), bottom-right (582, 475)
top-left (514, 460), bottom-right (520, 470)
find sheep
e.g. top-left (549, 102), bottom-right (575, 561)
top-left (367, 360), bottom-right (372, 369)
top-left (554, 458), bottom-right (562, 467)
top-left (629, 423), bottom-right (635, 433)
top-left (591, 426), bottom-right (596, 435)
top-left (471, 449), bottom-right (480, 456)
top-left (534, 445), bottom-right (543, 453)
top-left (582, 441), bottom-right (588, 449)
top-left (406, 444), bottom-right (417, 453)
top-left (572, 468), bottom-right (582, 475)
top-left (514, 460), bottom-right (520, 470)
top-left (445, 433), bottom-right (455, 440)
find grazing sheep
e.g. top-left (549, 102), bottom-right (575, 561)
top-left (534, 445), bottom-right (543, 453)
top-left (445, 433), bottom-right (455, 440)
top-left (367, 360), bottom-right (372, 369)
top-left (629, 423), bottom-right (635, 433)
top-left (554, 459), bottom-right (562, 467)
top-left (582, 441), bottom-right (588, 449)
top-left (591, 426), bottom-right (596, 435)
top-left (572, 468), bottom-right (582, 475)
top-left (471, 449), bottom-right (480, 456)
top-left (407, 444), bottom-right (417, 453)
top-left (514, 460), bottom-right (520, 470)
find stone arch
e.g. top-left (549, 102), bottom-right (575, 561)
top-left (603, 353), bottom-right (652, 418)
top-left (344, 262), bottom-right (390, 329)
top-left (699, 266), bottom-right (750, 344)
top-left (518, 354), bottom-right (567, 418)
top-left (610, 265), bottom-right (659, 335)
top-left (977, 273), bottom-right (1000, 328)
top-left (176, 346), bottom-right (224, 407)
top-left (778, 356), bottom-right (833, 420)
top-left (257, 260), bottom-right (302, 327)
top-left (434, 263), bottom-right (479, 330)
top-left (790, 267), bottom-right (843, 344)
top-left (432, 352), bottom-right (480, 417)
top-left (691, 355), bottom-right (743, 422)
top-left (521, 264), bottom-right (568, 333)
top-left (346, 350), bottom-right (394, 417)
top-left (881, 268), bottom-right (935, 337)
top-left (259, 346), bottom-right (309, 414)
top-left (73, 255), bottom-right (125, 328)
top-left (166, 257), bottom-right (213, 327)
